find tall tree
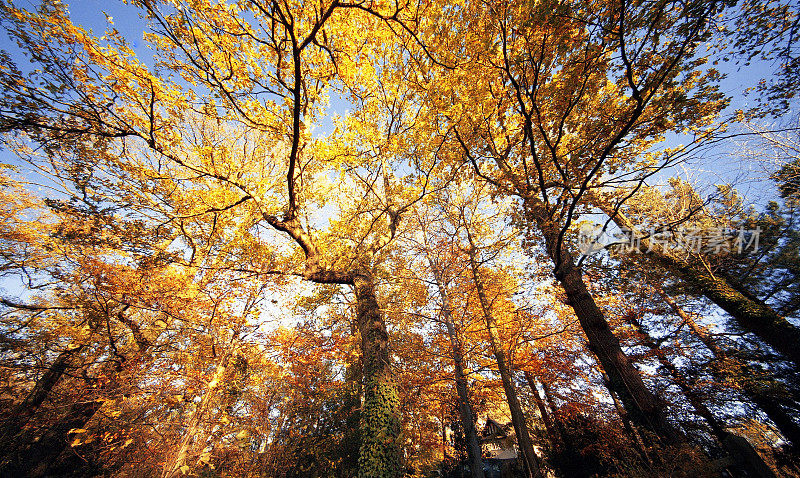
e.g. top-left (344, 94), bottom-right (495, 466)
top-left (410, 0), bottom-right (733, 445)
top-left (591, 185), bottom-right (800, 371)
top-left (0, 1), bottom-right (447, 474)
top-left (413, 212), bottom-right (485, 478)
top-left (458, 210), bottom-right (543, 478)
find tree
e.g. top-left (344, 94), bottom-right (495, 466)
top-left (464, 234), bottom-right (543, 477)
top-left (0, 1), bottom-right (447, 474)
top-left (590, 183), bottom-right (800, 372)
top-left (433, 186), bottom-right (544, 477)
top-left (408, 206), bottom-right (485, 478)
top-left (2, 0), bottom-right (800, 475)
top-left (587, 231), bottom-right (800, 459)
top-left (414, 0), bottom-right (730, 444)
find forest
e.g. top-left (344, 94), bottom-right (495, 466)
top-left (0, 0), bottom-right (799, 476)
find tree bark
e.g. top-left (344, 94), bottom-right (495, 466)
top-left (597, 200), bottom-right (800, 371)
top-left (528, 204), bottom-right (684, 446)
top-left (466, 247), bottom-right (542, 478)
top-left (353, 273), bottom-right (402, 478)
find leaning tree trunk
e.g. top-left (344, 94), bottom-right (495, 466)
top-left (4, 312), bottom-right (156, 477)
top-left (522, 371), bottom-right (558, 446)
top-left (429, 260), bottom-right (485, 478)
top-left (0, 378), bottom-right (105, 477)
top-left (525, 373), bottom-right (593, 478)
top-left (597, 200), bottom-right (800, 371)
top-left (607, 382), bottom-right (655, 466)
top-left (671, 259), bottom-right (800, 369)
top-left (663, 293), bottom-right (800, 447)
top-left (353, 272), bottom-right (402, 478)
top-left (533, 376), bottom-right (569, 446)
top-left (466, 248), bottom-right (542, 478)
top-left (539, 381), bottom-right (572, 448)
top-left (625, 309), bottom-right (783, 477)
top-left (624, 313), bottom-right (729, 441)
top-left (0, 343), bottom-right (84, 450)
top-left (527, 204), bottom-right (684, 446)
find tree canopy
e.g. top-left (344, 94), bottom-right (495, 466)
top-left (1, 0), bottom-right (800, 477)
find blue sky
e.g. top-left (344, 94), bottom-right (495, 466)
top-left (1, 0), bottom-right (796, 223)
top-left (2, 0), bottom-right (794, 198)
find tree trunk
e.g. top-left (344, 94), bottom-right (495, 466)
top-left (466, 248), bottom-right (542, 478)
top-left (631, 315), bottom-right (728, 439)
top-left (0, 394), bottom-right (102, 477)
top-left (526, 204), bottom-right (684, 446)
top-left (539, 382), bottom-right (570, 448)
top-left (2, 311), bottom-right (157, 476)
top-left (0, 343), bottom-right (84, 449)
top-left (522, 372), bottom-right (558, 446)
top-left (625, 308), bottom-right (783, 477)
top-left (675, 262), bottom-right (800, 369)
top-left (663, 293), bottom-right (800, 447)
top-left (597, 200), bottom-right (800, 371)
top-left (430, 261), bottom-right (485, 478)
top-left (353, 273), bottom-right (402, 478)
top-left (607, 383), bottom-right (654, 465)
top-left (527, 374), bottom-right (593, 478)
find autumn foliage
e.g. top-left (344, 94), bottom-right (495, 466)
top-left (0, 0), bottom-right (800, 477)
